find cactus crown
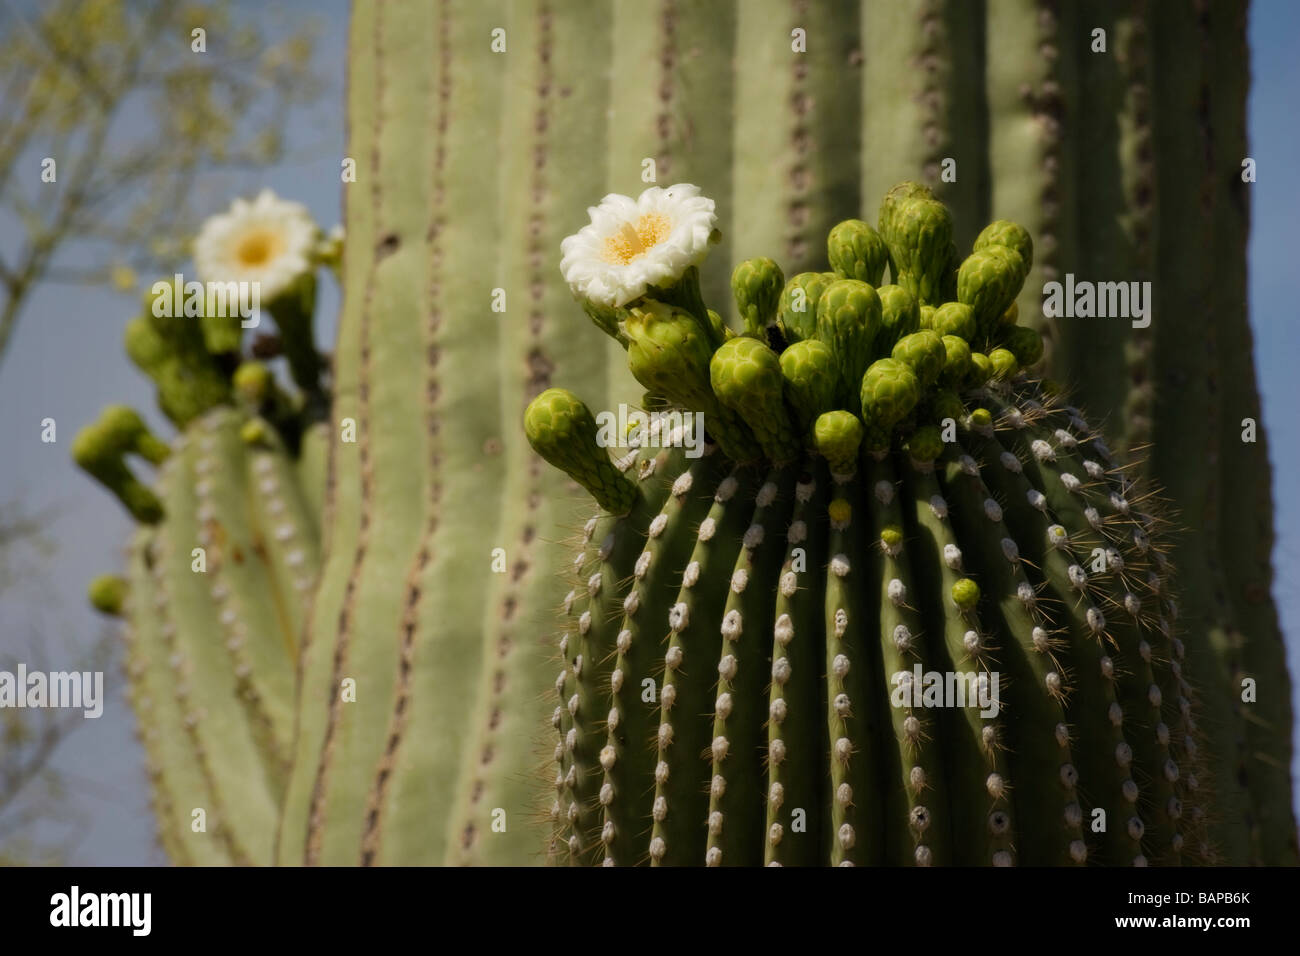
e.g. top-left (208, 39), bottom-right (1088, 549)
top-left (528, 182), bottom-right (1206, 867)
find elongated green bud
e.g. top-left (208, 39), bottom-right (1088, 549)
top-left (625, 301), bottom-right (721, 412)
top-left (710, 336), bottom-right (801, 463)
top-left (732, 257), bottom-right (785, 337)
top-left (891, 197), bottom-right (953, 306)
top-left (1000, 325), bottom-right (1044, 368)
top-left (72, 405), bottom-right (168, 522)
top-left (815, 279), bottom-right (882, 412)
top-left (891, 330), bottom-right (946, 388)
top-left (524, 388), bottom-right (638, 514)
top-left (919, 305), bottom-right (936, 329)
top-left (777, 271), bottom-right (836, 345)
top-left (827, 219), bottom-right (888, 286)
top-left (625, 301), bottom-right (760, 462)
top-left (779, 339), bottom-right (838, 443)
top-left (88, 574), bottom-right (128, 616)
top-left (875, 284), bottom-right (920, 354)
top-left (939, 334), bottom-right (972, 388)
top-left (974, 220), bottom-right (1034, 273)
top-left (957, 246), bottom-right (1026, 335)
top-left (813, 410), bottom-right (864, 477)
top-left (877, 181), bottom-right (933, 258)
top-left (860, 357), bottom-right (920, 429)
top-left (931, 302), bottom-right (977, 341)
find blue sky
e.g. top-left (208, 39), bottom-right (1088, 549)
top-left (0, 1), bottom-right (1295, 864)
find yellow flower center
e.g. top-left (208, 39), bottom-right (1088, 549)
top-left (602, 213), bottom-right (672, 265)
top-left (233, 228), bottom-right (284, 268)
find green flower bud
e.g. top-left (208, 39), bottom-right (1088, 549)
top-left (930, 302), bottom-right (977, 341)
top-left (777, 271), bottom-right (837, 344)
top-left (779, 339), bottom-right (838, 443)
top-left (905, 424), bottom-right (945, 464)
top-left (877, 181), bottom-right (934, 258)
top-left (710, 336), bottom-right (801, 463)
top-left (952, 577), bottom-right (981, 611)
top-left (988, 347), bottom-right (1020, 381)
top-left (891, 330), bottom-right (946, 389)
top-left (524, 388), bottom-right (638, 514)
top-left (939, 334), bottom-right (972, 388)
top-left (625, 301), bottom-right (720, 411)
top-left (72, 405), bottom-right (168, 522)
top-left (968, 407), bottom-right (994, 431)
top-left (813, 410), bottom-right (864, 476)
top-left (816, 279), bottom-right (882, 411)
top-left (731, 257), bottom-right (785, 337)
top-left (626, 301), bottom-right (761, 462)
top-left (919, 305), bottom-right (936, 329)
top-left (89, 574), bottom-right (128, 616)
top-left (875, 284), bottom-right (920, 354)
top-left (957, 246), bottom-right (1026, 334)
top-left (1000, 325), bottom-right (1044, 368)
top-left (233, 361), bottom-right (272, 404)
top-left (974, 220), bottom-right (1034, 273)
top-left (827, 219), bottom-right (888, 286)
top-left (967, 351), bottom-right (993, 388)
top-left (999, 301), bottom-right (1020, 327)
top-left (860, 357), bottom-right (920, 429)
top-left (891, 197), bottom-right (954, 307)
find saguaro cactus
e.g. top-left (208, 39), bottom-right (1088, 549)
top-left (79, 0), bottom-right (1292, 865)
top-left (530, 182), bottom-right (1213, 865)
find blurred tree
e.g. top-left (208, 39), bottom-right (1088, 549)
top-left (0, 0), bottom-right (323, 367)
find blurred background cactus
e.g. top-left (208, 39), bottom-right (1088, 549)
top-left (50, 0), bottom-right (1296, 865)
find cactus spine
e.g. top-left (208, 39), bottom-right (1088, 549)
top-left (78, 0), bottom-right (1291, 865)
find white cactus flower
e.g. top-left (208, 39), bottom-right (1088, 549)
top-left (194, 189), bottom-right (318, 301)
top-left (560, 184), bottom-right (717, 307)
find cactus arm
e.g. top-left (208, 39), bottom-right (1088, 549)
top-left (822, 478), bottom-right (880, 865)
top-left (1067, 2), bottom-right (1147, 431)
top-left (1146, 2), bottom-right (1251, 865)
top-left (597, 448), bottom-right (730, 865)
top-left (1052, 432), bottom-right (1184, 863)
top-left (153, 434), bottom-right (282, 864)
top-left (984, 0), bottom-right (1081, 363)
top-left (936, 445), bottom-right (1085, 866)
top-left (1209, 0), bottom-right (1297, 866)
top-left (706, 467), bottom-right (796, 865)
top-left (859, 0), bottom-right (988, 247)
top-left (987, 405), bottom-right (1148, 865)
top-left (649, 467), bottom-right (760, 865)
top-left (123, 528), bottom-right (220, 866)
top-left (193, 411), bottom-right (297, 787)
top-left (563, 447), bottom-right (685, 864)
top-left (902, 455), bottom-right (1017, 865)
top-left (275, 0), bottom-right (381, 866)
top-left (733, 0), bottom-right (860, 279)
top-left (765, 470), bottom-right (829, 866)
top-left (864, 455), bottom-right (951, 866)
